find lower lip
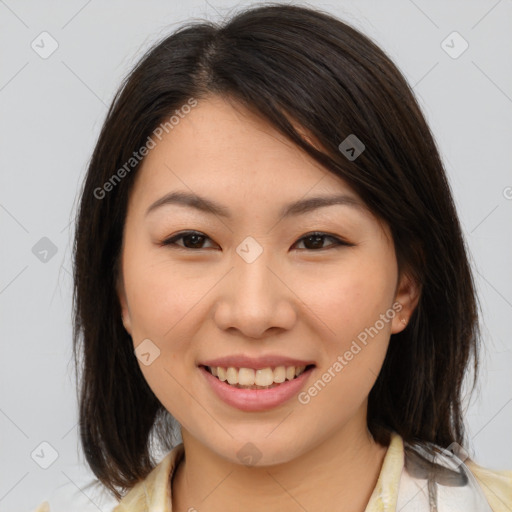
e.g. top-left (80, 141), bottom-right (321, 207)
top-left (199, 365), bottom-right (315, 412)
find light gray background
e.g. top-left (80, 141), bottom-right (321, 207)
top-left (1, 1), bottom-right (511, 511)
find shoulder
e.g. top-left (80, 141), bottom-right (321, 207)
top-left (400, 436), bottom-right (512, 512)
top-left (33, 503), bottom-right (50, 512)
top-left (31, 472), bottom-right (118, 512)
top-left (33, 444), bottom-right (185, 512)
top-left (114, 443), bottom-right (185, 511)
top-left (466, 459), bottom-right (512, 512)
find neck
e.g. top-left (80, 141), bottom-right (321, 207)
top-left (171, 417), bottom-right (389, 512)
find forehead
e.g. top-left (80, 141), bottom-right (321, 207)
top-left (128, 95), bottom-right (364, 222)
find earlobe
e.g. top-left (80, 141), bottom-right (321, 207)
top-left (120, 303), bottom-right (132, 335)
top-left (116, 274), bottom-right (132, 335)
top-left (391, 271), bottom-right (421, 334)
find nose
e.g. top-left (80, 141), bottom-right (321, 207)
top-left (213, 248), bottom-right (297, 339)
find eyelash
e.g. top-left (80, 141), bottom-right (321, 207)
top-left (160, 230), bottom-right (353, 251)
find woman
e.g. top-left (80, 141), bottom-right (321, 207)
top-left (35, 3), bottom-right (512, 511)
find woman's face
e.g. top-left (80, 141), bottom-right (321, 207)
top-left (117, 95), bottom-right (416, 465)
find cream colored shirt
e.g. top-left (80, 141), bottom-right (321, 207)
top-left (35, 432), bottom-right (512, 511)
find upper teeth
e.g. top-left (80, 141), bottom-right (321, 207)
top-left (208, 366), bottom-right (307, 386)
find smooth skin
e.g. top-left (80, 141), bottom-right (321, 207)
top-left (117, 95), bottom-right (420, 512)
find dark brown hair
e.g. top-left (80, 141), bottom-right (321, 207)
top-left (73, 3), bottom-right (480, 499)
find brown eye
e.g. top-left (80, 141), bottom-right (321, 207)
top-left (161, 231), bottom-right (352, 251)
top-left (161, 231), bottom-right (217, 250)
top-left (294, 232), bottom-right (351, 250)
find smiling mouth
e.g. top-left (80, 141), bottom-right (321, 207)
top-left (200, 364), bottom-right (316, 390)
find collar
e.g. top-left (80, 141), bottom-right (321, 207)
top-left (114, 432), bottom-right (404, 511)
top-left (113, 432), bottom-right (509, 511)
top-left (364, 431), bottom-right (404, 511)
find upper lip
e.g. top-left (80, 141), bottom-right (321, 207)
top-left (199, 355), bottom-right (316, 370)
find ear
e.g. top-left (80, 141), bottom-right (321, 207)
top-left (391, 271), bottom-right (421, 334)
top-left (116, 273), bottom-right (132, 336)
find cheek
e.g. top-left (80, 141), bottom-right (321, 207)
top-left (123, 252), bottom-right (211, 340)
top-left (300, 268), bottom-right (393, 414)
top-left (298, 257), bottom-right (395, 339)
top-left (297, 255), bottom-right (396, 401)
top-left (127, 264), bottom-right (203, 412)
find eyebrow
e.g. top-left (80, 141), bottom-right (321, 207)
top-left (145, 190), bottom-right (364, 219)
